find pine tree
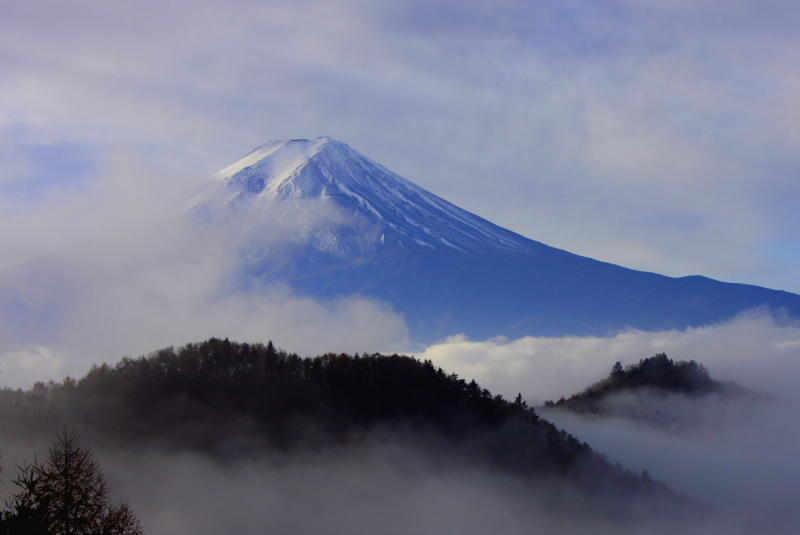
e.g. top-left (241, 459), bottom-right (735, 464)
top-left (1, 429), bottom-right (143, 535)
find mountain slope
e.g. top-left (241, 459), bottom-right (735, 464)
top-left (185, 137), bottom-right (800, 341)
top-left (186, 136), bottom-right (551, 258)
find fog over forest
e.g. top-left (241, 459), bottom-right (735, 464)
top-left (0, 433), bottom-right (694, 535)
top-left (544, 392), bottom-right (800, 533)
top-left (0, 331), bottom-right (797, 535)
top-left (422, 319), bottom-right (800, 534)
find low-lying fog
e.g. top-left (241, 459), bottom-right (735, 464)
top-left (543, 394), bottom-right (800, 534)
top-left (419, 311), bottom-right (800, 535)
top-left (0, 428), bottom-right (738, 535)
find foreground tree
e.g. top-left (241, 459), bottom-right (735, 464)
top-left (0, 429), bottom-right (143, 535)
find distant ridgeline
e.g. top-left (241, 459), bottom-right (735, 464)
top-left (0, 338), bottom-right (697, 517)
top-left (544, 353), bottom-right (753, 416)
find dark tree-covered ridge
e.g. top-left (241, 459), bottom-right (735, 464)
top-left (1, 339), bottom-right (672, 488)
top-left (0, 339), bottom-right (704, 525)
top-left (2, 339), bottom-right (576, 468)
top-left (544, 353), bottom-right (744, 415)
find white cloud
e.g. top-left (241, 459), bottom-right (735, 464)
top-left (0, 148), bottom-right (408, 387)
top-left (1, 345), bottom-right (66, 386)
top-left (417, 309), bottom-right (800, 403)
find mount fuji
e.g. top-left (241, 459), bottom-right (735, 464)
top-left (186, 136), bottom-right (800, 342)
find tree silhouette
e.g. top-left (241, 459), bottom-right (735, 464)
top-left (1, 429), bottom-right (143, 535)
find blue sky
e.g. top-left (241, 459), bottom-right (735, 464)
top-left (1, 0), bottom-right (799, 292)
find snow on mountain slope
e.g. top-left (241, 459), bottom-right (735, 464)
top-left (186, 136), bottom-right (553, 259)
top-left (181, 136), bottom-right (800, 341)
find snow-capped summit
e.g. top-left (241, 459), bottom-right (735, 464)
top-left (184, 137), bottom-right (800, 342)
top-left (187, 137), bottom-right (546, 258)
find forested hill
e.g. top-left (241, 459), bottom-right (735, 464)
top-left (0, 338), bottom-right (682, 503)
top-left (544, 353), bottom-right (750, 415)
top-left (5, 339), bottom-right (577, 466)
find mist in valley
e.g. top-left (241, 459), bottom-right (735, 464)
top-left (0, 421), bottom-right (716, 535)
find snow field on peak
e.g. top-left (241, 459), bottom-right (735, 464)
top-left (212, 137), bottom-right (330, 183)
top-left (189, 137), bottom-right (546, 258)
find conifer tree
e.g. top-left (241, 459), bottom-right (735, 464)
top-left (1, 429), bottom-right (143, 535)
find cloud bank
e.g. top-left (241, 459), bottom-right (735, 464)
top-left (418, 309), bottom-right (800, 403)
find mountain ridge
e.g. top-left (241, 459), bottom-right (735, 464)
top-left (181, 137), bottom-right (800, 341)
